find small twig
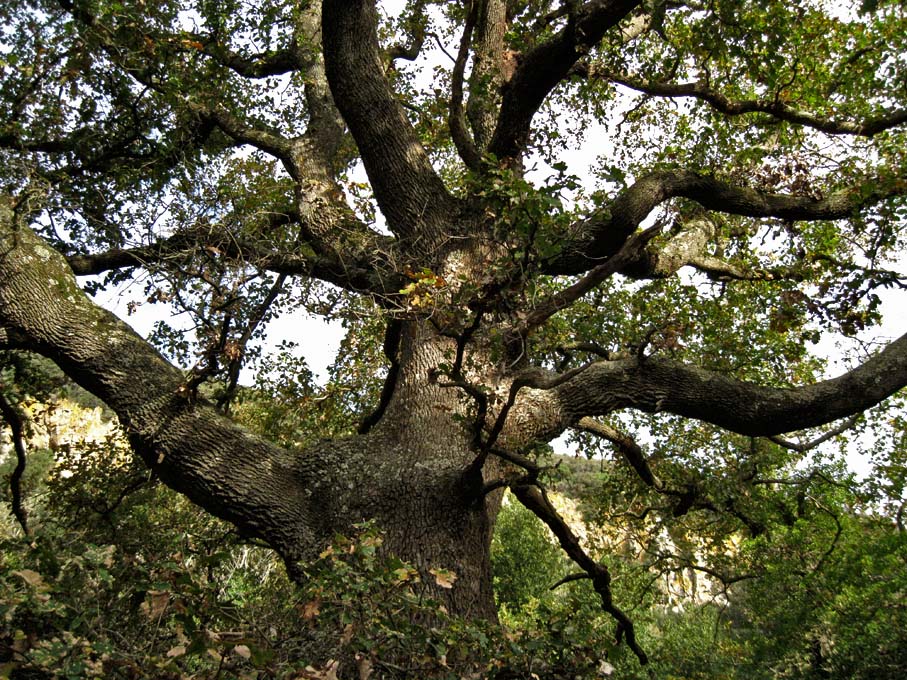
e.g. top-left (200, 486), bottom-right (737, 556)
top-left (576, 418), bottom-right (766, 533)
top-left (92, 474), bottom-right (153, 519)
top-left (549, 572), bottom-right (592, 590)
top-left (435, 376), bottom-right (489, 447)
top-left (487, 447), bottom-right (541, 475)
top-left (652, 552), bottom-right (757, 588)
top-left (768, 414), bottom-right (861, 453)
top-left (809, 495), bottom-right (843, 574)
top-left (218, 273), bottom-right (288, 412)
top-left (484, 362), bottom-right (593, 453)
top-left (451, 309), bottom-right (485, 378)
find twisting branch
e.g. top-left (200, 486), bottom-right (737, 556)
top-left (0, 202), bottom-right (330, 562)
top-left (552, 336), bottom-right (907, 441)
top-left (550, 572), bottom-right (593, 590)
top-left (576, 417), bottom-right (663, 489)
top-left (574, 418), bottom-right (768, 535)
top-left (436, 375), bottom-right (490, 448)
top-left (436, 309), bottom-right (490, 455)
top-left (191, 104), bottom-right (296, 170)
top-left (493, 328), bottom-right (907, 454)
top-left (646, 551), bottom-right (757, 592)
top-left (0, 390), bottom-right (31, 536)
top-left (546, 169), bottom-right (907, 276)
top-left (616, 214), bottom-right (806, 283)
top-left (556, 342), bottom-right (628, 371)
top-left (589, 67), bottom-right (907, 137)
top-left (519, 222), bottom-right (663, 332)
top-left (465, 0), bottom-right (509, 152)
top-left (64, 219), bottom-right (401, 296)
top-left (511, 482), bottom-right (648, 664)
top-left (448, 1), bottom-right (483, 170)
top-left (64, 210), bottom-right (296, 275)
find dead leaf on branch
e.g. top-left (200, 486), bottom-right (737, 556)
top-left (429, 567), bottom-right (458, 589)
top-left (11, 569), bottom-right (45, 589)
top-left (297, 659), bottom-right (340, 679)
top-left (298, 598), bottom-right (321, 620)
top-left (356, 654), bottom-right (373, 680)
top-left (140, 589), bottom-right (170, 619)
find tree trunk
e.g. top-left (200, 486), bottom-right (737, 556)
top-left (0, 198), bottom-right (506, 620)
top-left (303, 320), bottom-right (505, 620)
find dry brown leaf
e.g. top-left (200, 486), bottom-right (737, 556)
top-left (11, 569), bottom-right (45, 589)
top-left (429, 567), bottom-right (458, 589)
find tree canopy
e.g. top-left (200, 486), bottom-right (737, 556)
top-left (1, 0), bottom-right (906, 676)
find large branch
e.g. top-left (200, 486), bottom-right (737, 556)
top-left (465, 0), bottom-right (508, 153)
top-left (63, 222), bottom-right (401, 296)
top-left (488, 0), bottom-right (642, 161)
top-left (498, 332), bottom-right (907, 448)
top-left (596, 68), bottom-right (907, 137)
top-left (546, 169), bottom-right (907, 275)
top-left (194, 5), bottom-right (381, 282)
top-left (557, 343), bottom-right (907, 437)
top-left (448, 1), bottom-right (482, 169)
top-left (321, 0), bottom-right (457, 240)
top-left (0, 198), bottom-right (330, 561)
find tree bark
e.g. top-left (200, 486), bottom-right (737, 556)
top-left (0, 197), bottom-right (502, 618)
top-left (4, 0), bottom-right (907, 673)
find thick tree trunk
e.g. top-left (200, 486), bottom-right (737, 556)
top-left (305, 320), bottom-right (504, 619)
top-left (320, 431), bottom-right (501, 620)
top-left (1, 199), bottom-right (504, 621)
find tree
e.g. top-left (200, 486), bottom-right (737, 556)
top-left (1, 0), bottom-right (906, 669)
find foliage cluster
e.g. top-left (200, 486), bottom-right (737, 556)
top-left (1, 349), bottom-right (906, 678)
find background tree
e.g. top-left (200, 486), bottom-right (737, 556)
top-left (1, 0), bottom-right (906, 672)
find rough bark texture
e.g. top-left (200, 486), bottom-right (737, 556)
top-left (2, 0), bottom-right (907, 668)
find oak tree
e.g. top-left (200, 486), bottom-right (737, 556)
top-left (1, 0), bottom-right (906, 667)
